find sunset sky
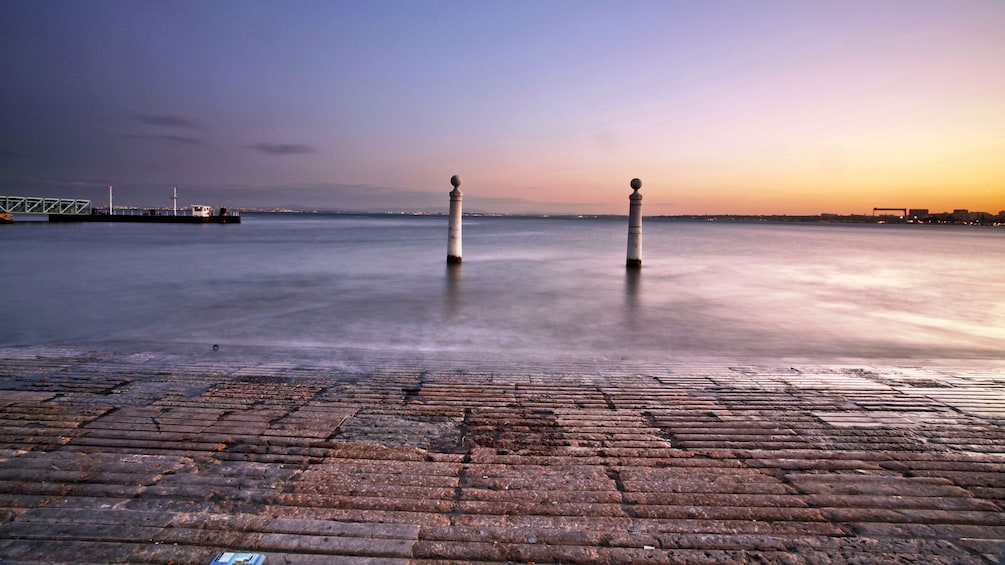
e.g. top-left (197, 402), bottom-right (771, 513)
top-left (2, 1), bottom-right (1003, 215)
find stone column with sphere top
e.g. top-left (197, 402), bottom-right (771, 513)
top-left (626, 178), bottom-right (642, 269)
top-left (447, 175), bottom-right (463, 264)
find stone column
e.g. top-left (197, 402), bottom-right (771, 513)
top-left (447, 175), bottom-right (463, 264)
top-left (626, 178), bottom-right (642, 269)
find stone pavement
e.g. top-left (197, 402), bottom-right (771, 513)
top-left (0, 346), bottom-right (1003, 564)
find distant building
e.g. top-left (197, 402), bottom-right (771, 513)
top-left (953, 209), bottom-right (969, 221)
top-left (908, 209), bottom-right (928, 220)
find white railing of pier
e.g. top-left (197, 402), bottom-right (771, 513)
top-left (102, 208), bottom-right (240, 217)
top-left (0, 196), bottom-right (92, 215)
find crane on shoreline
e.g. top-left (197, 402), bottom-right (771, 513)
top-left (873, 207), bottom-right (907, 217)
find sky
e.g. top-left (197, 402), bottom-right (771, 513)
top-left (1, 0), bottom-right (1003, 215)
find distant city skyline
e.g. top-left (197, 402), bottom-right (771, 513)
top-left (2, 1), bottom-right (1003, 215)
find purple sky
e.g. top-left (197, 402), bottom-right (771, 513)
top-left (2, 1), bottom-right (1003, 214)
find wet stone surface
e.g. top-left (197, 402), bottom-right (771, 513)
top-left (0, 346), bottom-right (1003, 563)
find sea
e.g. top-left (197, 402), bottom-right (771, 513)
top-left (2, 214), bottom-right (1003, 366)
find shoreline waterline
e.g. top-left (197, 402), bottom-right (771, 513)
top-left (3, 341), bottom-right (1002, 374)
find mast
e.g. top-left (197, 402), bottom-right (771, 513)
top-left (108, 185), bottom-right (113, 215)
top-left (172, 187), bottom-right (178, 216)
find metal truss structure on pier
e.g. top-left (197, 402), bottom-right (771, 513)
top-left (0, 196), bottom-right (91, 215)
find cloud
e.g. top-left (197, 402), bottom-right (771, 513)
top-left (247, 142), bottom-right (316, 155)
top-left (133, 113), bottom-right (204, 129)
top-left (125, 134), bottom-right (203, 146)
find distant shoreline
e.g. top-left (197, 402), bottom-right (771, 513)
top-left (237, 209), bottom-right (1005, 227)
top-left (7, 209), bottom-right (1003, 227)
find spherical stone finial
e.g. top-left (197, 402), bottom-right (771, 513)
top-left (450, 175), bottom-right (462, 188)
top-left (630, 178), bottom-right (642, 190)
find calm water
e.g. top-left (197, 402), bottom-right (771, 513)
top-left (2, 215), bottom-right (1003, 363)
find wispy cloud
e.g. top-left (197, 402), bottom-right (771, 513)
top-left (247, 142), bottom-right (316, 155)
top-left (133, 113), bottom-right (204, 130)
top-left (126, 134), bottom-right (203, 146)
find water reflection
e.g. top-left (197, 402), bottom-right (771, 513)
top-left (445, 263), bottom-right (463, 319)
top-left (623, 263), bottom-right (639, 333)
top-left (624, 267), bottom-right (641, 316)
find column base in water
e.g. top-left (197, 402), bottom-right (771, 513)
top-left (626, 258), bottom-right (642, 269)
top-left (448, 255), bottom-right (462, 264)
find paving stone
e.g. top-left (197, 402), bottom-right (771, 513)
top-left (0, 346), bottom-right (1002, 563)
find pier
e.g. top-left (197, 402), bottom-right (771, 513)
top-left (0, 196), bottom-right (91, 216)
top-left (1, 192), bottom-right (239, 224)
top-left (0, 345), bottom-right (1002, 563)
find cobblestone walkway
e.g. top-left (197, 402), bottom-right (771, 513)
top-left (0, 346), bottom-right (1003, 563)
